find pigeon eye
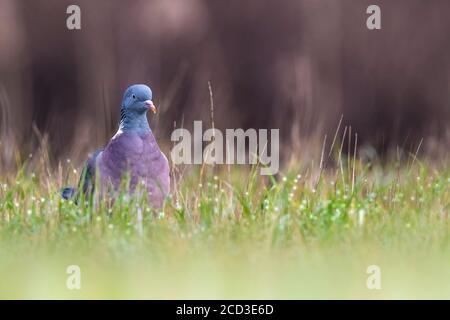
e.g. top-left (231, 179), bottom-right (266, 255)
top-left (132, 94), bottom-right (136, 99)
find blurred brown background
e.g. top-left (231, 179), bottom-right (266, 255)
top-left (0, 0), bottom-right (449, 166)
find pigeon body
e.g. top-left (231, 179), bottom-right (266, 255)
top-left (99, 130), bottom-right (170, 207)
top-left (62, 84), bottom-right (170, 208)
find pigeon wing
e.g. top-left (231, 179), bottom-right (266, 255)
top-left (77, 149), bottom-right (103, 201)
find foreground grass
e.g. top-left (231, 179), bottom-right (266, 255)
top-left (0, 155), bottom-right (448, 299)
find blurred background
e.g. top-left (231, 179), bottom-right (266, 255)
top-left (0, 0), bottom-right (449, 168)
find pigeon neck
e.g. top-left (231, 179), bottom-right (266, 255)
top-left (118, 108), bottom-right (151, 134)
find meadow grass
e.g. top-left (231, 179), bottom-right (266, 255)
top-left (0, 149), bottom-right (448, 299)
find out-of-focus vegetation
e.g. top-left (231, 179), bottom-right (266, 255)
top-left (1, 0), bottom-right (450, 165)
top-left (0, 144), bottom-right (448, 299)
top-left (0, 0), bottom-right (449, 299)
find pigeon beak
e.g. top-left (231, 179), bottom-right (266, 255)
top-left (144, 100), bottom-right (157, 114)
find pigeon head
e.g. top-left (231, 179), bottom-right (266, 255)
top-left (119, 84), bottom-right (157, 133)
top-left (122, 84), bottom-right (156, 115)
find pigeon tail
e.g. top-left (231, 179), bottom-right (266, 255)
top-left (61, 187), bottom-right (76, 200)
top-left (60, 149), bottom-right (103, 204)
